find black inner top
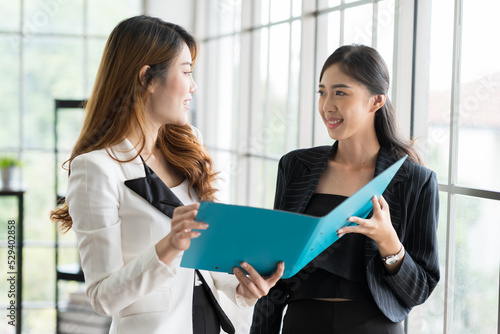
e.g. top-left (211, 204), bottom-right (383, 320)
top-left (282, 193), bottom-right (374, 303)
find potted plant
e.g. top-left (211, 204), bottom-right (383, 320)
top-left (0, 156), bottom-right (22, 190)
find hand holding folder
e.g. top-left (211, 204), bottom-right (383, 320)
top-left (180, 156), bottom-right (407, 278)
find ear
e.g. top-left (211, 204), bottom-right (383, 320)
top-left (138, 65), bottom-right (154, 92)
top-left (370, 94), bottom-right (386, 113)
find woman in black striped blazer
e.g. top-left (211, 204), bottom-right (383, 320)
top-left (250, 45), bottom-right (440, 334)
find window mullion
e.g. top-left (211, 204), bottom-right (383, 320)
top-left (443, 0), bottom-right (464, 333)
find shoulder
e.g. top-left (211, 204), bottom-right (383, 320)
top-left (70, 147), bottom-right (121, 176)
top-left (280, 145), bottom-right (331, 165)
top-left (401, 159), bottom-right (436, 184)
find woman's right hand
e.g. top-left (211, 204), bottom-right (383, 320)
top-left (155, 203), bottom-right (209, 265)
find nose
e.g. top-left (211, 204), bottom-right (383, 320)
top-left (321, 95), bottom-right (335, 113)
top-left (189, 76), bottom-right (197, 94)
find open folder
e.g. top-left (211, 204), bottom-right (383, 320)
top-left (180, 155), bottom-right (407, 279)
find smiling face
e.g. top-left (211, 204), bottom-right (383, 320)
top-left (147, 43), bottom-right (197, 127)
top-left (318, 64), bottom-right (383, 142)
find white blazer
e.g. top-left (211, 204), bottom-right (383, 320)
top-left (66, 136), bottom-right (255, 334)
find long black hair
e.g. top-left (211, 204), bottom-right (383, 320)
top-left (320, 44), bottom-right (422, 164)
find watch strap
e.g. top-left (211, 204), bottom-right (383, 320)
top-left (381, 244), bottom-right (405, 265)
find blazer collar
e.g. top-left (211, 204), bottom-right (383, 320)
top-left (295, 141), bottom-right (337, 171)
top-left (110, 139), bottom-right (183, 219)
top-left (295, 141), bottom-right (408, 183)
top-left (373, 147), bottom-right (408, 184)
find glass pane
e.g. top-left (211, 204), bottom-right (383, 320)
top-left (270, 0), bottom-right (291, 23)
top-left (0, 287), bottom-right (17, 333)
top-left (407, 192), bottom-right (448, 334)
top-left (57, 245), bottom-right (79, 266)
top-left (24, 0), bottom-right (84, 35)
top-left (208, 0), bottom-right (242, 36)
top-left (87, 0), bottom-right (143, 37)
top-left (376, 0), bottom-right (395, 85)
top-left (23, 247), bottom-right (56, 302)
top-left (457, 0), bottom-right (500, 192)
top-left (22, 308), bottom-right (55, 334)
top-left (287, 20), bottom-right (301, 152)
top-left (0, 35), bottom-right (20, 150)
top-left (416, 1), bottom-right (451, 174)
top-left (23, 151), bottom-right (55, 242)
top-left (0, 248), bottom-right (11, 303)
top-left (267, 23), bottom-right (290, 156)
top-left (265, 159), bottom-right (278, 208)
top-left (248, 157), bottom-right (265, 207)
top-left (56, 107), bottom-right (85, 196)
top-left (211, 150), bottom-right (235, 204)
top-left (261, 0), bottom-right (270, 25)
top-left (314, 11), bottom-right (341, 147)
top-left (317, 0), bottom-right (342, 10)
top-left (0, 1), bottom-right (20, 32)
top-left (422, 0), bottom-right (454, 183)
top-left (203, 36), bottom-right (239, 151)
top-left (292, 0), bottom-right (302, 17)
top-left (453, 195), bottom-right (499, 332)
top-left (23, 36), bottom-right (84, 149)
top-left (249, 28), bottom-right (269, 155)
top-left (344, 3), bottom-right (374, 46)
top-left (245, 157), bottom-right (279, 208)
top-left (0, 197), bottom-right (18, 241)
top-left (86, 38), bottom-right (107, 96)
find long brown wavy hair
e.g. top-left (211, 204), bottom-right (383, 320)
top-left (320, 44), bottom-right (422, 164)
top-left (50, 16), bottom-right (218, 232)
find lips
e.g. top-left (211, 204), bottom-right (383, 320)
top-left (326, 118), bottom-right (343, 129)
top-left (183, 99), bottom-right (191, 109)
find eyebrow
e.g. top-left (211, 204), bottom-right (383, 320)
top-left (181, 61), bottom-right (193, 67)
top-left (318, 83), bottom-right (351, 89)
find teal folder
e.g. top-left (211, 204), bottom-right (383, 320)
top-left (180, 155), bottom-right (407, 279)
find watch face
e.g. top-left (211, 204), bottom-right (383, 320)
top-left (385, 257), bottom-right (398, 265)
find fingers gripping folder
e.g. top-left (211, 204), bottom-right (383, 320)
top-left (181, 156), bottom-right (407, 278)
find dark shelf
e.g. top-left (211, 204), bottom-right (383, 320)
top-left (57, 263), bottom-right (85, 283)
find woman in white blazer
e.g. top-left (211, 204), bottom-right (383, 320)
top-left (51, 16), bottom-right (284, 334)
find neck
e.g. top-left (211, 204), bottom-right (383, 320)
top-left (127, 124), bottom-right (160, 158)
top-left (335, 137), bottom-right (380, 169)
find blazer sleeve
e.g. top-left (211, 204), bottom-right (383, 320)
top-left (66, 153), bottom-right (178, 316)
top-left (210, 271), bottom-right (258, 308)
top-left (367, 169), bottom-right (440, 321)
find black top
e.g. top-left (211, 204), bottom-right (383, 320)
top-left (282, 193), bottom-right (374, 303)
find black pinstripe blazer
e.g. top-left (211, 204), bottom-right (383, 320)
top-left (250, 142), bottom-right (440, 333)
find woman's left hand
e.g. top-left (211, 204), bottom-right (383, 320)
top-left (233, 261), bottom-right (285, 299)
top-left (337, 195), bottom-right (400, 255)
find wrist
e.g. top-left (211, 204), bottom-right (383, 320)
top-left (380, 244), bottom-right (405, 266)
top-left (377, 233), bottom-right (401, 258)
top-left (155, 240), bottom-right (181, 265)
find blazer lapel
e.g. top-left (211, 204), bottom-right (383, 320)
top-left (109, 138), bottom-right (183, 219)
top-left (124, 162), bottom-right (183, 219)
top-left (283, 142), bottom-right (337, 214)
top-left (365, 148), bottom-right (408, 261)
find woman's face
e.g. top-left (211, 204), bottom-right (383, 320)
top-left (147, 43), bottom-right (197, 127)
top-left (318, 64), bottom-right (380, 141)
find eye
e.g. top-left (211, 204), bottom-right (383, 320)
top-left (317, 90), bottom-right (325, 96)
top-left (336, 91), bottom-right (346, 96)
top-left (184, 71), bottom-right (193, 76)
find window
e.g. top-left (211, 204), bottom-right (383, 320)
top-left (195, 1), bottom-right (500, 333)
top-left (413, 0), bottom-right (500, 333)
top-left (0, 1), bottom-right (143, 332)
